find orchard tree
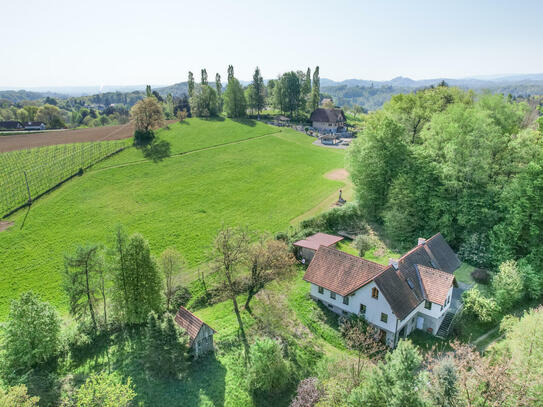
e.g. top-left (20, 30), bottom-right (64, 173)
top-left (1, 292), bottom-right (61, 373)
top-left (130, 97), bottom-right (164, 145)
top-left (160, 247), bottom-right (185, 310)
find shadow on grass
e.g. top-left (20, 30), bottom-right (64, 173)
top-left (201, 116), bottom-right (225, 122)
top-left (70, 326), bottom-right (227, 407)
top-left (231, 118), bottom-right (257, 127)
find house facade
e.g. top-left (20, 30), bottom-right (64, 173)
top-left (174, 306), bottom-right (216, 358)
top-left (24, 121), bottom-right (46, 130)
top-left (309, 108), bottom-right (346, 133)
top-left (303, 233), bottom-right (459, 347)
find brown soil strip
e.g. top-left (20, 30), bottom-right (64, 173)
top-left (0, 221), bottom-right (14, 232)
top-left (324, 168), bottom-right (349, 181)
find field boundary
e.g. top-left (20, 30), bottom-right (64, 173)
top-left (91, 130), bottom-right (283, 172)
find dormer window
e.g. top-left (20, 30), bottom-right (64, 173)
top-left (372, 287), bottom-right (379, 299)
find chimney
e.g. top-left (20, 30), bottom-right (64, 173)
top-left (418, 238), bottom-right (426, 246)
top-left (388, 258), bottom-right (399, 269)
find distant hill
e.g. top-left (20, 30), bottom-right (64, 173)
top-left (0, 90), bottom-right (67, 103)
top-left (157, 82), bottom-right (189, 97)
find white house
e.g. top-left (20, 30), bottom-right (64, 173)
top-left (174, 306), bottom-right (216, 358)
top-left (303, 233), bottom-right (459, 347)
top-left (24, 121), bottom-right (46, 130)
top-left (309, 108), bottom-right (346, 133)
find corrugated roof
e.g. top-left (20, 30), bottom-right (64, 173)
top-left (174, 306), bottom-right (215, 344)
top-left (293, 232), bottom-right (344, 251)
top-left (303, 246), bottom-right (385, 296)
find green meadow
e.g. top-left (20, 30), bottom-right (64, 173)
top-left (0, 118), bottom-right (347, 317)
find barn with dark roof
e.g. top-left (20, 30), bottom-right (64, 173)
top-left (303, 233), bottom-right (460, 347)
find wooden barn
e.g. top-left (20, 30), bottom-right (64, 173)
top-left (174, 306), bottom-right (216, 358)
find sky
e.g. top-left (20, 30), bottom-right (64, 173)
top-left (1, 0), bottom-right (542, 88)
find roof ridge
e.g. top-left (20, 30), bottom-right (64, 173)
top-left (176, 306), bottom-right (216, 333)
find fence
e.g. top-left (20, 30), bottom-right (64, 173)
top-left (0, 139), bottom-right (128, 217)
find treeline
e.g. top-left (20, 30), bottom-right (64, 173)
top-left (187, 65), bottom-right (321, 119)
top-left (347, 85), bottom-right (543, 269)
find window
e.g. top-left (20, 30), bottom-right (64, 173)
top-left (359, 304), bottom-right (366, 315)
top-left (343, 296), bottom-right (349, 305)
top-left (318, 286), bottom-right (324, 294)
top-left (372, 287), bottom-right (379, 299)
top-left (380, 313), bottom-right (388, 323)
top-left (342, 310), bottom-right (349, 316)
top-left (424, 301), bottom-right (432, 310)
top-left (330, 291), bottom-right (336, 300)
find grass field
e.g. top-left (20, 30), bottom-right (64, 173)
top-left (0, 118), bottom-right (347, 318)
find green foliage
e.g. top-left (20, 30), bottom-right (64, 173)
top-left (0, 384), bottom-right (39, 406)
top-left (248, 67), bottom-right (265, 115)
top-left (112, 231), bottom-right (163, 324)
top-left (73, 372), bottom-right (136, 407)
top-left (145, 313), bottom-right (189, 378)
top-left (348, 340), bottom-right (425, 407)
top-left (133, 129), bottom-right (154, 146)
top-left (35, 104), bottom-right (65, 129)
top-left (492, 260), bottom-right (524, 310)
top-left (1, 292), bottom-right (61, 375)
top-left (347, 113), bottom-right (409, 219)
top-left (428, 357), bottom-right (459, 407)
top-left (190, 85), bottom-right (218, 117)
top-left (462, 287), bottom-right (501, 323)
top-left (142, 138), bottom-right (171, 162)
top-left (457, 233), bottom-right (492, 269)
top-left (309, 67), bottom-right (320, 113)
top-left (353, 234), bottom-right (375, 256)
top-left (518, 258), bottom-right (543, 300)
top-left (224, 78), bottom-right (247, 118)
top-left (247, 338), bottom-right (290, 394)
top-left (171, 286), bottom-right (192, 310)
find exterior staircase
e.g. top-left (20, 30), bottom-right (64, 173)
top-left (436, 312), bottom-right (455, 338)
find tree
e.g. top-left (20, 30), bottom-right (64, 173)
top-left (301, 67), bottom-right (312, 109)
top-left (249, 66), bottom-right (265, 118)
top-left (223, 77), bottom-right (247, 118)
top-left (352, 104), bottom-right (365, 118)
top-left (212, 226), bottom-right (250, 354)
top-left (340, 317), bottom-right (385, 385)
top-left (492, 260), bottom-right (523, 311)
top-left (348, 339), bottom-right (425, 407)
top-left (244, 237), bottom-right (295, 312)
top-left (308, 66), bottom-right (320, 112)
top-left (353, 234), bottom-right (375, 257)
top-left (518, 258), bottom-right (543, 299)
top-left (64, 244), bottom-right (103, 331)
top-left (227, 65), bottom-right (234, 82)
top-left (427, 357), bottom-right (459, 407)
top-left (215, 73), bottom-right (223, 113)
top-left (35, 104), bottom-right (65, 128)
top-left (130, 97), bottom-right (164, 145)
top-left (1, 292), bottom-right (61, 373)
top-left (201, 68), bottom-right (208, 86)
top-left (188, 71), bottom-right (195, 98)
top-left (247, 338), bottom-right (290, 394)
top-left (146, 85), bottom-right (152, 97)
top-left (160, 248), bottom-right (185, 310)
top-left (189, 85), bottom-right (218, 117)
top-left (112, 231), bottom-right (163, 324)
top-left (346, 114), bottom-right (409, 219)
top-left (462, 287), bottom-right (500, 323)
top-left (0, 385), bottom-right (39, 407)
top-left (73, 372), bottom-right (136, 407)
top-left (145, 313), bottom-right (189, 378)
top-left (280, 72), bottom-right (301, 116)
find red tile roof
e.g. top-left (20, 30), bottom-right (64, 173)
top-left (174, 306), bottom-right (215, 344)
top-left (303, 246), bottom-right (386, 296)
top-left (416, 265), bottom-right (455, 306)
top-left (293, 233), bottom-right (344, 251)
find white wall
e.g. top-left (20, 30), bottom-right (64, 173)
top-left (313, 121), bottom-right (338, 131)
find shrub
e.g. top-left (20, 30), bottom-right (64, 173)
top-left (471, 268), bottom-right (491, 285)
top-left (171, 286), bottom-right (192, 310)
top-left (73, 372), bottom-right (135, 407)
top-left (290, 377), bottom-right (323, 407)
top-left (0, 385), bottom-right (39, 406)
top-left (462, 288), bottom-right (501, 323)
top-left (300, 203), bottom-right (368, 235)
top-left (492, 260), bottom-right (523, 311)
top-left (353, 234), bottom-right (375, 256)
top-left (247, 338), bottom-right (290, 394)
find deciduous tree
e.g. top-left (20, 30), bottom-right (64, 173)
top-left (160, 248), bottom-right (185, 311)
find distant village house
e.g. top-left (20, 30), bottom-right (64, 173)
top-left (24, 121), bottom-right (46, 130)
top-left (0, 120), bottom-right (25, 130)
top-left (174, 306), bottom-right (216, 358)
top-left (303, 233), bottom-right (460, 347)
top-left (310, 108), bottom-right (346, 133)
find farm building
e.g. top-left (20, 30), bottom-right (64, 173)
top-left (175, 306), bottom-right (216, 358)
top-left (293, 232), bottom-right (344, 263)
top-left (0, 121), bottom-right (25, 130)
top-left (303, 233), bottom-right (460, 347)
top-left (24, 121), bottom-right (46, 130)
top-left (310, 108), bottom-right (346, 133)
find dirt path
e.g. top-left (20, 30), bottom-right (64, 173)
top-left (290, 169), bottom-right (352, 225)
top-left (0, 221), bottom-right (14, 233)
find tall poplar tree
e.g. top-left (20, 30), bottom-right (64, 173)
top-left (201, 69), bottom-right (208, 86)
top-left (227, 65), bottom-right (234, 82)
top-left (309, 66), bottom-right (320, 112)
top-left (188, 71), bottom-right (195, 98)
top-left (215, 73), bottom-right (223, 113)
top-left (249, 66), bottom-right (265, 118)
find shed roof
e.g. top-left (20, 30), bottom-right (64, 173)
top-left (174, 306), bottom-right (215, 344)
top-left (310, 108), bottom-right (346, 123)
top-left (293, 232), bottom-right (344, 251)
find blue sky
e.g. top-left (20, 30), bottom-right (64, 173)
top-left (1, 0), bottom-right (542, 87)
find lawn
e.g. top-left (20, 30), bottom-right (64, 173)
top-left (0, 119), bottom-right (347, 318)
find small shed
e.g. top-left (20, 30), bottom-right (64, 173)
top-left (293, 232), bottom-right (344, 263)
top-left (174, 306), bottom-right (216, 358)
